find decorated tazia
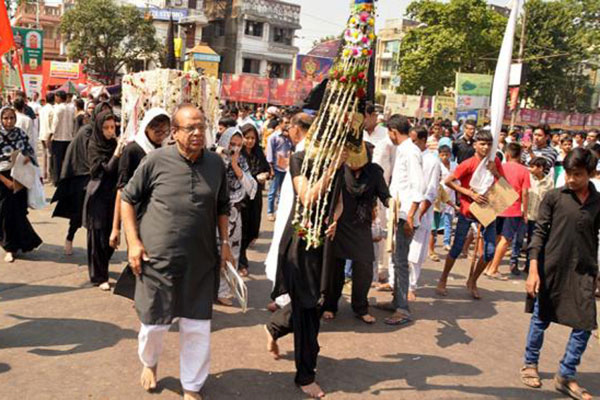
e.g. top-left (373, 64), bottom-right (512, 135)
top-left (293, 0), bottom-right (377, 249)
top-left (121, 69), bottom-right (221, 147)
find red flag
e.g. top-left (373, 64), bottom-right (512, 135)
top-left (0, 2), bottom-right (15, 56)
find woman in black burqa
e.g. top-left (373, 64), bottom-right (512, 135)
top-left (52, 101), bottom-right (111, 255)
top-left (238, 122), bottom-right (270, 276)
top-left (83, 110), bottom-right (125, 290)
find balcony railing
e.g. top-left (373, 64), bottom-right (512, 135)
top-left (241, 0), bottom-right (301, 28)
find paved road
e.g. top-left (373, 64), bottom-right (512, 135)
top-left (0, 189), bottom-right (598, 399)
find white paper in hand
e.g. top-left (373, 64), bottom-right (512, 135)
top-left (224, 261), bottom-right (248, 313)
top-left (11, 153), bottom-right (36, 189)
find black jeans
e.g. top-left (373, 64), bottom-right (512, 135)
top-left (51, 140), bottom-right (70, 186)
top-left (323, 258), bottom-right (372, 316)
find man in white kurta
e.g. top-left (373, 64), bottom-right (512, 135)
top-left (408, 128), bottom-right (441, 299)
top-left (363, 106), bottom-right (396, 281)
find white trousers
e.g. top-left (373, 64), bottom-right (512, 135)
top-left (138, 318), bottom-right (211, 392)
top-left (409, 261), bottom-right (421, 292)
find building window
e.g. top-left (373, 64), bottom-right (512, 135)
top-left (382, 60), bottom-right (392, 72)
top-left (245, 20), bottom-right (264, 37)
top-left (272, 26), bottom-right (293, 45)
top-left (215, 20), bottom-right (225, 37)
top-left (381, 78), bottom-right (391, 91)
top-left (243, 58), bottom-right (261, 74)
top-left (268, 62), bottom-right (290, 79)
top-left (384, 40), bottom-right (400, 53)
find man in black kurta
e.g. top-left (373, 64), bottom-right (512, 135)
top-left (121, 105), bottom-right (231, 400)
top-left (520, 148), bottom-right (600, 399)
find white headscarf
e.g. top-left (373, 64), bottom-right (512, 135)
top-left (134, 108), bottom-right (170, 155)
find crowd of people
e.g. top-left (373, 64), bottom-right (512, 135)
top-left (0, 89), bottom-right (599, 400)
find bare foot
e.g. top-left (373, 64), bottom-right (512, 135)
top-left (300, 382), bottom-right (325, 398)
top-left (4, 252), bottom-right (14, 263)
top-left (466, 281), bottom-right (481, 300)
top-left (217, 297), bottom-right (233, 306)
top-left (140, 365), bottom-right (157, 392)
top-left (64, 240), bottom-right (73, 256)
top-left (322, 311), bottom-right (335, 320)
top-left (264, 325), bottom-right (280, 360)
top-left (435, 281), bottom-right (448, 296)
top-left (407, 290), bottom-right (417, 302)
top-left (183, 390), bottom-right (203, 400)
top-left (357, 314), bottom-right (376, 324)
top-left (266, 301), bottom-right (279, 312)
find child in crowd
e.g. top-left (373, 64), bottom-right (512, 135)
top-left (510, 157), bottom-right (554, 274)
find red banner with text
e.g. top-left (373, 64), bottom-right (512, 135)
top-left (221, 74), bottom-right (317, 107)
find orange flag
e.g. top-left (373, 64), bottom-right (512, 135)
top-left (0, 1), bottom-right (15, 56)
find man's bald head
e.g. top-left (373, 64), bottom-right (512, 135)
top-left (288, 112), bottom-right (313, 145)
top-left (171, 103), bottom-right (206, 159)
top-left (172, 103), bottom-right (204, 127)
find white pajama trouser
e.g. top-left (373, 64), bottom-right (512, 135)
top-left (409, 261), bottom-right (421, 292)
top-left (138, 318), bottom-right (211, 392)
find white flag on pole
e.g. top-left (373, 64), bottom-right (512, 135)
top-left (470, 0), bottom-right (522, 194)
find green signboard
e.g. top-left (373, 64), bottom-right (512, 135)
top-left (455, 73), bottom-right (493, 97)
top-left (12, 27), bottom-right (44, 75)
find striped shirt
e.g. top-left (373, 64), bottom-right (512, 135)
top-left (522, 145), bottom-right (558, 175)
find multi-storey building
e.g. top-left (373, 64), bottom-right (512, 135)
top-left (12, 0), bottom-right (70, 61)
top-left (374, 18), bottom-right (418, 97)
top-left (203, 0), bottom-right (301, 78)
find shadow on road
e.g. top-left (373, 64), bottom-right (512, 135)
top-left (0, 314), bottom-right (137, 356)
top-left (0, 363), bottom-right (10, 374)
top-left (0, 282), bottom-right (84, 303)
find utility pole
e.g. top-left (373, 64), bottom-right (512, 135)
top-left (509, 3), bottom-right (526, 131)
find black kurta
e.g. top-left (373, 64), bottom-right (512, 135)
top-left (117, 142), bottom-right (146, 189)
top-left (334, 163), bottom-right (390, 264)
top-left (271, 151), bottom-right (342, 308)
top-left (121, 146), bottom-right (229, 325)
top-left (51, 124), bottom-right (92, 224)
top-left (527, 184), bottom-right (600, 331)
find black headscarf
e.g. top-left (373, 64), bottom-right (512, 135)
top-left (60, 102), bottom-right (114, 180)
top-left (88, 110), bottom-right (117, 178)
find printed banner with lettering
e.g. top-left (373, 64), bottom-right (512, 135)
top-left (587, 114), bottom-right (600, 129)
top-left (11, 27), bottom-right (43, 75)
top-left (540, 111), bottom-right (567, 127)
top-left (384, 94), bottom-right (421, 117)
top-left (433, 96), bottom-right (456, 119)
top-left (221, 74), bottom-right (270, 104)
top-left (456, 73), bottom-right (493, 96)
top-left (456, 73), bottom-right (492, 111)
top-left (22, 74), bottom-right (43, 98)
top-left (457, 110), bottom-right (479, 124)
top-left (269, 79), bottom-right (316, 106)
top-left (49, 61), bottom-right (80, 79)
top-left (296, 55), bottom-right (334, 82)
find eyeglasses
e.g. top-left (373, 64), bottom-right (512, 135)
top-left (175, 124), bottom-right (206, 135)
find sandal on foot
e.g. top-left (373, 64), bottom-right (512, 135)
top-left (520, 365), bottom-right (542, 388)
top-left (555, 375), bottom-right (592, 400)
top-left (384, 312), bottom-right (412, 326)
top-left (429, 253), bottom-right (440, 262)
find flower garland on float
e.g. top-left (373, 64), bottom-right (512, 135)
top-left (292, 0), bottom-right (377, 249)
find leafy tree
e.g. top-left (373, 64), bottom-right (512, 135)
top-left (396, 0), bottom-right (506, 95)
top-left (518, 0), bottom-right (599, 113)
top-left (61, 0), bottom-right (161, 84)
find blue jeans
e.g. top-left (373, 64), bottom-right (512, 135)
top-left (392, 220), bottom-right (412, 315)
top-left (510, 220), bottom-right (535, 268)
top-left (449, 214), bottom-right (497, 262)
top-left (267, 170), bottom-right (286, 214)
top-left (524, 299), bottom-right (591, 379)
top-left (442, 212), bottom-right (453, 247)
